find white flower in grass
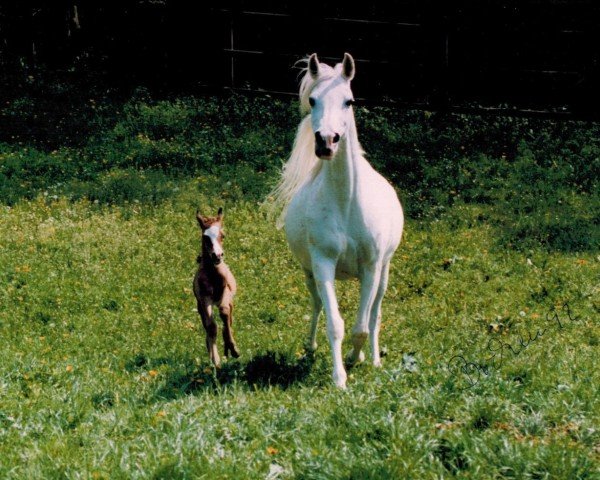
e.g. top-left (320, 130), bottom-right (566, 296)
top-left (266, 463), bottom-right (285, 480)
top-left (210, 444), bottom-right (225, 463)
top-left (402, 352), bottom-right (418, 373)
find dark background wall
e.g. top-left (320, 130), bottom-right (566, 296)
top-left (1, 1), bottom-right (599, 117)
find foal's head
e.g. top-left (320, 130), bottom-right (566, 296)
top-left (303, 52), bottom-right (356, 160)
top-left (196, 207), bottom-right (226, 266)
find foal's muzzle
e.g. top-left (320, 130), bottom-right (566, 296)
top-left (211, 253), bottom-right (223, 265)
top-left (315, 131), bottom-right (340, 159)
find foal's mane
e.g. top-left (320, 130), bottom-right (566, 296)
top-left (265, 58), bottom-right (342, 229)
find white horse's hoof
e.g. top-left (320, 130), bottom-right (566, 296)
top-left (335, 379), bottom-right (347, 389)
top-left (333, 370), bottom-right (347, 389)
top-left (372, 359), bottom-right (382, 368)
top-left (345, 350), bottom-right (365, 367)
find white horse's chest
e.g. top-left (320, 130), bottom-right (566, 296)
top-left (286, 171), bottom-right (397, 278)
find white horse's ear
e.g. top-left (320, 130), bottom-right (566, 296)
top-left (217, 207), bottom-right (224, 221)
top-left (342, 53), bottom-right (355, 81)
top-left (308, 53), bottom-right (320, 79)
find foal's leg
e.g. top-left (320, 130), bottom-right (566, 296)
top-left (311, 256), bottom-right (346, 388)
top-left (303, 269), bottom-right (322, 352)
top-left (347, 262), bottom-right (383, 367)
top-left (197, 298), bottom-right (220, 367)
top-left (368, 261), bottom-right (391, 367)
top-left (219, 296), bottom-right (240, 359)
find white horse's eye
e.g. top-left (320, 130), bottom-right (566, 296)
top-left (345, 99), bottom-right (354, 107)
top-left (309, 97), bottom-right (316, 107)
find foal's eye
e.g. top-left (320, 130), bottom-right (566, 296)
top-left (308, 97), bottom-right (315, 107)
top-left (345, 99), bottom-right (355, 107)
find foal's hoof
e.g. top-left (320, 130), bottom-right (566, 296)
top-left (225, 345), bottom-right (240, 358)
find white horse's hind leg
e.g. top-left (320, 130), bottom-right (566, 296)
top-left (347, 263), bottom-right (382, 366)
top-left (303, 269), bottom-right (322, 352)
top-left (369, 261), bottom-right (391, 367)
top-left (311, 257), bottom-right (347, 388)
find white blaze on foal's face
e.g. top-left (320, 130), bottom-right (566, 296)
top-left (204, 224), bottom-right (224, 263)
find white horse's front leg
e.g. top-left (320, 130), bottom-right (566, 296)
top-left (311, 257), bottom-right (346, 388)
top-left (347, 262), bottom-right (382, 366)
top-left (303, 269), bottom-right (322, 352)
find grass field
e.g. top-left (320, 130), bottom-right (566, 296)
top-left (0, 92), bottom-right (599, 479)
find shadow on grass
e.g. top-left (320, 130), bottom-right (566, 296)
top-left (150, 350), bottom-right (320, 400)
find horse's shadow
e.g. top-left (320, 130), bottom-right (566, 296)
top-left (151, 350), bottom-right (321, 400)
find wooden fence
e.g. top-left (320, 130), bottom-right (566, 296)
top-left (1, 2), bottom-right (599, 117)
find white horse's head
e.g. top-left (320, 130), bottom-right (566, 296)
top-left (304, 53), bottom-right (356, 160)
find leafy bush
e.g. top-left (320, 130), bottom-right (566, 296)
top-left (1, 91), bottom-right (598, 251)
top-left (71, 169), bottom-right (179, 205)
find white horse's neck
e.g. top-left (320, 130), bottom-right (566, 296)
top-left (320, 114), bottom-right (363, 208)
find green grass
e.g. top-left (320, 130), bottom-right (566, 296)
top-left (0, 93), bottom-right (599, 478)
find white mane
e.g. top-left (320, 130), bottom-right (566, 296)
top-left (265, 59), bottom-right (342, 229)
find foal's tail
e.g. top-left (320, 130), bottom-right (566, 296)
top-left (264, 114), bottom-right (321, 229)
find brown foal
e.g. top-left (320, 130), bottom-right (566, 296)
top-left (193, 207), bottom-right (240, 367)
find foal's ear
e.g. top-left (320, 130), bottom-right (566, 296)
top-left (196, 210), bottom-right (207, 230)
top-left (217, 207), bottom-right (224, 222)
top-left (342, 52), bottom-right (355, 81)
top-left (308, 53), bottom-right (320, 79)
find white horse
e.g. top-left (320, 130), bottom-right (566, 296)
top-left (269, 53), bottom-right (404, 388)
